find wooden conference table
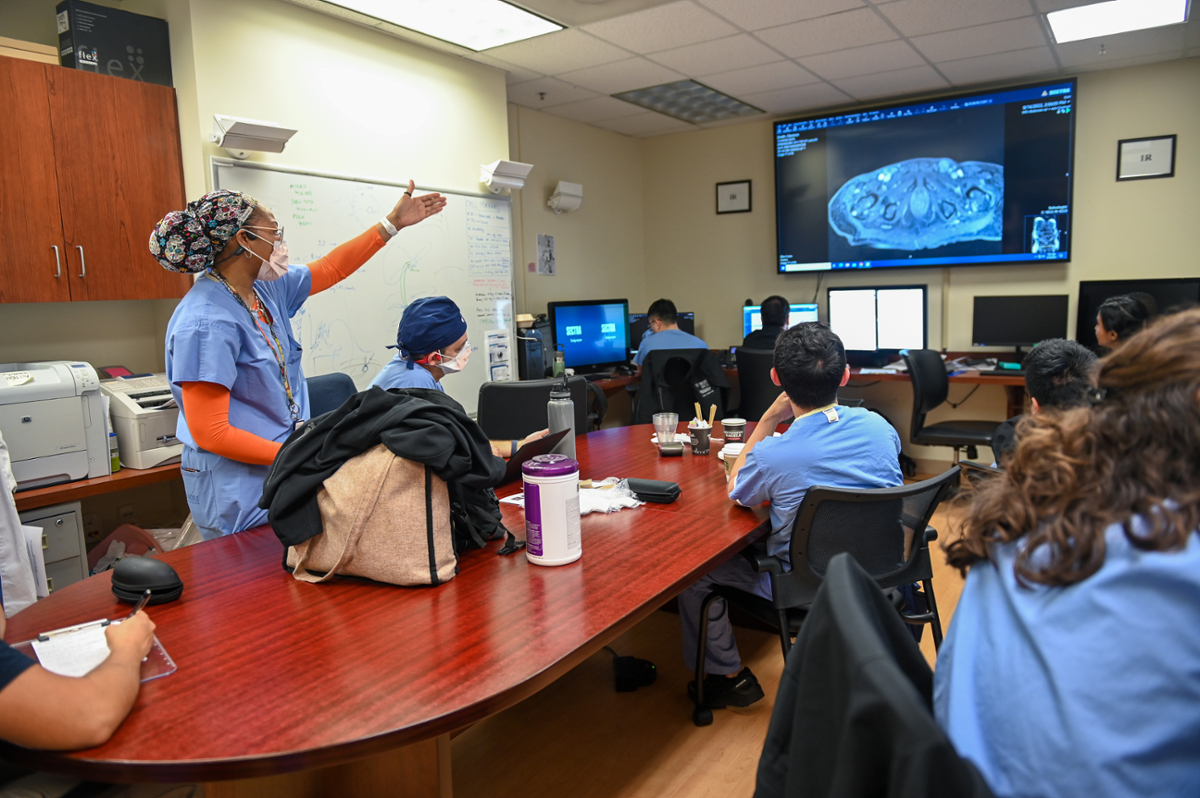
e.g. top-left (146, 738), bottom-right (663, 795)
top-left (2, 423), bottom-right (768, 797)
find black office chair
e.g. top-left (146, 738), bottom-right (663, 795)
top-left (691, 466), bottom-right (960, 726)
top-left (959, 459), bottom-right (1004, 488)
top-left (734, 348), bottom-right (777, 421)
top-left (632, 348), bottom-right (730, 425)
top-left (476, 377), bottom-right (606, 440)
top-left (902, 349), bottom-right (999, 463)
top-left (754, 553), bottom-right (995, 798)
top-left (306, 372), bottom-right (358, 418)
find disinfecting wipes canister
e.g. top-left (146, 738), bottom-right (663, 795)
top-left (522, 454), bottom-right (582, 566)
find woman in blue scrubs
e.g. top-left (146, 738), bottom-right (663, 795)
top-left (151, 184), bottom-right (445, 538)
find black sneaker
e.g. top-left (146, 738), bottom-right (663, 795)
top-left (687, 667), bottom-right (765, 708)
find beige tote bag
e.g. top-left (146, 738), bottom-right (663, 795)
top-left (287, 444), bottom-right (457, 586)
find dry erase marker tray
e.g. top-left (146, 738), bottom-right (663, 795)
top-left (12, 619), bottom-right (176, 683)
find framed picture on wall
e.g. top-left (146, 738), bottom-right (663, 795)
top-left (1117, 135), bottom-right (1176, 181)
top-left (716, 180), bottom-right (751, 214)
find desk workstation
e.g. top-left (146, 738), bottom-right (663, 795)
top-left (1, 2), bottom-right (1198, 796)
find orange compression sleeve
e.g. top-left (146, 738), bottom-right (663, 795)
top-left (308, 227), bottom-right (386, 294)
top-left (181, 381), bottom-right (282, 466)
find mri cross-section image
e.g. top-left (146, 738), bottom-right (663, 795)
top-left (828, 157), bottom-right (1004, 251)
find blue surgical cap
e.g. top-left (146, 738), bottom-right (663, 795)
top-left (393, 296), bottom-right (468, 369)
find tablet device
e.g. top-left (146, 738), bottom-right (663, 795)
top-left (501, 429), bottom-right (571, 486)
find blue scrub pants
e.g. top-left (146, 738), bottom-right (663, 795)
top-left (181, 446), bottom-right (271, 539)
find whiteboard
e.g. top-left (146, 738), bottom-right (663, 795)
top-left (212, 159), bottom-right (515, 415)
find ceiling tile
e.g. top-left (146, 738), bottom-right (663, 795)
top-left (698, 112), bottom-right (772, 129)
top-left (541, 95), bottom-right (647, 123)
top-left (740, 82), bottom-right (853, 114)
top-left (1054, 26), bottom-right (1186, 66)
top-left (875, 0), bottom-right (1035, 37)
top-left (581, 1), bottom-right (739, 54)
top-left (557, 57), bottom-right (687, 94)
top-left (507, 77), bottom-right (599, 108)
top-left (755, 8), bottom-right (900, 59)
top-left (1189, 47), bottom-right (1200, 57)
top-left (832, 64), bottom-right (950, 100)
top-left (1069, 51), bottom-right (1187, 73)
top-left (936, 47), bottom-right (1060, 86)
top-left (695, 0), bottom-right (865, 32)
top-left (701, 61), bottom-right (822, 96)
top-left (648, 35), bottom-right (783, 76)
top-left (798, 40), bottom-right (927, 80)
top-left (912, 17), bottom-right (1049, 62)
top-left (592, 111), bottom-right (696, 136)
top-left (484, 29), bottom-right (630, 74)
top-left (1033, 0), bottom-right (1096, 11)
top-left (504, 65), bottom-right (545, 85)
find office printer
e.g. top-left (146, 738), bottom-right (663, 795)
top-left (0, 361), bottom-right (110, 491)
top-left (100, 374), bottom-right (183, 470)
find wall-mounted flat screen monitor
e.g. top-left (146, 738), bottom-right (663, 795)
top-left (547, 298), bottom-right (630, 374)
top-left (1076, 278), bottom-right (1200, 352)
top-left (741, 303), bottom-right (820, 336)
top-left (973, 295), bottom-right (1070, 347)
top-left (827, 286), bottom-right (927, 352)
top-left (775, 78), bottom-right (1076, 273)
top-left (629, 311), bottom-right (694, 351)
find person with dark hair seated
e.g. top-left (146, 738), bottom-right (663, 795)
top-left (937, 308), bottom-right (1200, 798)
top-left (633, 298), bottom-right (707, 367)
top-left (742, 295), bottom-right (790, 350)
top-left (991, 338), bottom-right (1097, 467)
top-left (678, 322), bottom-right (902, 710)
top-left (1095, 293), bottom-right (1152, 351)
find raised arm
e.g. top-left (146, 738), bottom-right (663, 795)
top-left (310, 180), bottom-right (446, 294)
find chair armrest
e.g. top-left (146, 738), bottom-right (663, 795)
top-left (740, 547), bottom-right (785, 575)
top-left (586, 381), bottom-right (608, 429)
top-left (924, 525), bottom-right (939, 543)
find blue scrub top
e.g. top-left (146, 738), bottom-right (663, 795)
top-left (729, 405), bottom-right (902, 565)
top-left (369, 354), bottom-right (445, 392)
top-left (634, 328), bottom-right (708, 365)
top-left (166, 266), bottom-right (313, 539)
top-left (935, 521), bottom-right (1200, 798)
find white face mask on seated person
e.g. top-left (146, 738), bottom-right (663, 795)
top-left (431, 341), bottom-right (471, 375)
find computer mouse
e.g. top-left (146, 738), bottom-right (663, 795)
top-left (111, 556), bottom-right (184, 605)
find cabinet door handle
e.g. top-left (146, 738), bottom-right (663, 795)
top-left (47, 577), bottom-right (55, 594)
top-left (51, 246), bottom-right (62, 278)
top-left (77, 245), bottom-right (86, 277)
top-left (43, 533), bottom-right (49, 549)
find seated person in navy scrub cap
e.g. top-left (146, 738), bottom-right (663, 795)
top-left (0, 607), bottom-right (155, 749)
top-left (371, 296), bottom-right (547, 457)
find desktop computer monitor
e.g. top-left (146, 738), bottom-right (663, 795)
top-left (628, 311), bottom-right (695, 351)
top-left (1076, 278), bottom-right (1200, 352)
top-left (546, 298), bottom-right (630, 374)
top-left (972, 295), bottom-right (1069, 348)
top-left (741, 303), bottom-right (819, 337)
top-left (827, 286), bottom-right (927, 352)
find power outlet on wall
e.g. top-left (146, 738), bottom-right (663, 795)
top-left (118, 505), bottom-right (137, 523)
top-left (83, 514), bottom-right (103, 543)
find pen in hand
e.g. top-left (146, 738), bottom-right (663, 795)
top-left (122, 589), bottom-right (152, 621)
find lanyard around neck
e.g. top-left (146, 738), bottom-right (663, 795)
top-left (206, 271), bottom-right (300, 422)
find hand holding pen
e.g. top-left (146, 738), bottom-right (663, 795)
top-left (106, 590), bottom-right (156, 662)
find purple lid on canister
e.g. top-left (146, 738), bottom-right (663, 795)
top-left (522, 453), bottom-right (578, 477)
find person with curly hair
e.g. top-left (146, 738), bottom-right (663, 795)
top-left (935, 308), bottom-right (1200, 797)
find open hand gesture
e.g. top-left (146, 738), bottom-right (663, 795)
top-left (389, 180), bottom-right (447, 231)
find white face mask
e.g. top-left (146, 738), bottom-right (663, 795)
top-left (243, 227), bottom-right (289, 282)
top-left (434, 342), bottom-right (471, 374)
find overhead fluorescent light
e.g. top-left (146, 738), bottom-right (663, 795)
top-left (1047, 0), bottom-right (1188, 44)
top-left (328, 0), bottom-right (562, 51)
top-left (613, 80), bottom-right (763, 126)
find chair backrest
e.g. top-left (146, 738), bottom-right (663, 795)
top-left (306, 372), bottom-right (358, 418)
top-left (959, 459), bottom-right (1003, 488)
top-left (476, 377), bottom-right (587, 440)
top-left (901, 349), bottom-right (950, 437)
top-left (633, 348), bottom-right (729, 424)
top-left (771, 467), bottom-right (961, 610)
top-left (735, 348), bottom-right (777, 421)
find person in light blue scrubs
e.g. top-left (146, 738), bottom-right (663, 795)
top-left (371, 296), bottom-right (546, 458)
top-left (152, 185), bottom-right (445, 539)
top-left (936, 308), bottom-right (1200, 798)
top-left (634, 298), bottom-right (708, 366)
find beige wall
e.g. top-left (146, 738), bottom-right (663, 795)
top-left (0, 0), bottom-right (509, 374)
top-left (508, 104), bottom-right (647, 316)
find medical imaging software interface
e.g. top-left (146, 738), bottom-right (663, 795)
top-left (775, 81), bottom-right (1074, 272)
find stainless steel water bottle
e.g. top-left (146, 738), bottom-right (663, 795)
top-left (547, 374), bottom-right (576, 459)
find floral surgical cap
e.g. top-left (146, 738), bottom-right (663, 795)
top-left (149, 189), bottom-right (257, 273)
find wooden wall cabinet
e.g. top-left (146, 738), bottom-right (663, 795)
top-left (0, 54), bottom-right (192, 303)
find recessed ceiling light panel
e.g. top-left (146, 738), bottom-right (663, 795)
top-left (1047, 0), bottom-right (1188, 44)
top-left (614, 81), bottom-right (763, 125)
top-left (329, 0), bottom-right (563, 51)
